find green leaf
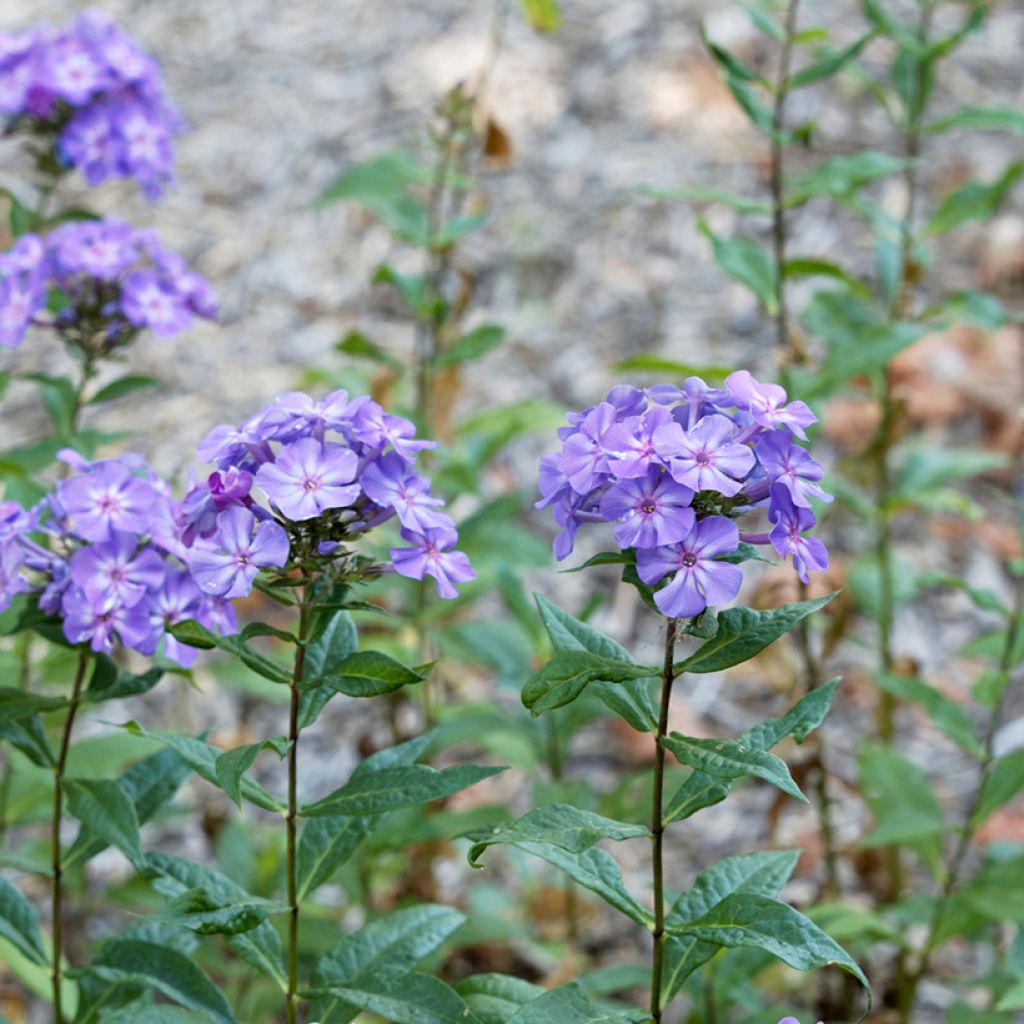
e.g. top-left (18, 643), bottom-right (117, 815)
top-left (153, 886), bottom-right (288, 936)
top-left (24, 373), bottom-right (77, 439)
top-left (432, 324), bottom-right (505, 370)
top-left (85, 656), bottom-right (163, 703)
top-left (168, 619), bottom-right (291, 684)
top-left (520, 0), bottom-right (560, 32)
top-left (118, 721), bottom-right (283, 813)
top-left (667, 892), bottom-right (869, 994)
top-left (702, 27), bottom-right (767, 84)
top-left (64, 778), bottom-right (144, 870)
top-left (517, 843), bottom-right (652, 927)
top-left (214, 738), bottom-right (289, 809)
top-left (456, 974), bottom-right (546, 1023)
top-left (927, 162), bottom-right (1023, 235)
top-left (663, 680), bottom-right (839, 824)
top-left (310, 904), bottom-right (465, 1024)
top-left (304, 970), bottom-right (475, 1024)
top-left (0, 876), bottom-right (47, 965)
top-left (788, 32), bottom-right (875, 89)
top-left (301, 763), bottom-right (505, 817)
top-left (466, 805), bottom-right (648, 868)
top-left (697, 221), bottom-right (777, 313)
top-left (782, 258), bottom-right (871, 299)
top-left (521, 651), bottom-right (657, 718)
top-left (858, 742), bottom-right (944, 867)
top-left (927, 105), bottom-right (1024, 136)
top-left (108, 1009), bottom-right (202, 1024)
top-left (317, 650), bottom-right (425, 698)
top-left (506, 983), bottom-right (646, 1023)
top-left (661, 733), bottom-right (807, 802)
top-left (662, 850), bottom-right (799, 1002)
top-left (638, 185), bottom-right (771, 216)
top-left (892, 446), bottom-right (1009, 502)
top-left (335, 331), bottom-right (401, 366)
top-left (996, 979), bottom-right (1024, 1012)
top-left (85, 940), bottom-right (235, 1024)
top-left (297, 815), bottom-right (375, 901)
top-left (786, 151), bottom-right (905, 205)
top-left (675, 594), bottom-right (836, 674)
top-left (535, 594), bottom-right (658, 731)
top-left (88, 375), bottom-right (161, 404)
top-left (611, 356), bottom-right (732, 383)
top-left (0, 687), bottom-right (66, 723)
top-left (874, 674), bottom-right (981, 757)
top-left (739, 2), bottom-right (784, 41)
top-left (971, 750), bottom-right (1024, 829)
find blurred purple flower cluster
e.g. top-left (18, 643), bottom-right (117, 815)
top-left (0, 219), bottom-right (216, 349)
top-left (0, 451), bottom-right (234, 665)
top-left (0, 10), bottom-right (181, 198)
top-left (538, 372), bottom-right (831, 618)
top-left (182, 391), bottom-right (474, 601)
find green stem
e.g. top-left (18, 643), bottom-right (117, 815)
top-left (286, 596), bottom-right (311, 1024)
top-left (898, 573), bottom-right (1024, 1022)
top-left (51, 647), bottom-right (90, 1024)
top-left (650, 617), bottom-right (678, 1020)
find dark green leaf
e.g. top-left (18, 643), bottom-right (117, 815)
top-left (788, 32), bottom-right (875, 89)
top-left (24, 373), bottom-right (77, 439)
top-left (782, 258), bottom-right (871, 299)
top-left (927, 105), bottom-right (1024, 136)
top-left (153, 885), bottom-right (287, 936)
top-left (456, 974), bottom-right (545, 1023)
top-left (0, 875), bottom-right (48, 965)
top-left (214, 738), bottom-right (289, 809)
top-left (675, 594), bottom-right (836, 674)
top-left (433, 324), bottom-right (505, 370)
top-left (786, 151), bottom-right (905, 205)
top-left (317, 650), bottom-right (424, 698)
top-left (297, 816), bottom-right (376, 901)
top-left (522, 651), bottom-right (657, 717)
top-left (698, 221), bottom-right (777, 313)
top-left (927, 162), bottom-right (1023, 235)
top-left (466, 805), bottom-right (648, 867)
top-left (972, 750), bottom-right (1024, 829)
top-left (88, 375), bottom-right (161, 404)
top-left (335, 331), bottom-right (401, 366)
top-left (64, 778), bottom-right (144, 869)
top-left (506, 982), bottom-right (647, 1023)
top-left (875, 674), bottom-right (981, 757)
top-left (167, 619), bottom-right (290, 683)
top-left (304, 970), bottom-right (475, 1024)
top-left (0, 687), bottom-right (66, 723)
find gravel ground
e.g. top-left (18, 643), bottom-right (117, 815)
top-left (1, 1), bottom-right (1023, 1022)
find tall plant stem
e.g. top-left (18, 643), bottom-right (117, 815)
top-left (898, 573), bottom-right (1024, 1022)
top-left (650, 617), bottom-right (678, 1020)
top-left (51, 647), bottom-right (89, 1023)
top-left (286, 595), bottom-right (311, 1024)
top-left (543, 714), bottom-right (579, 943)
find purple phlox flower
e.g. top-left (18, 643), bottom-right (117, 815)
top-left (777, 1018), bottom-right (823, 1024)
top-left (1, 234), bottom-right (45, 276)
top-left (148, 569), bottom-right (203, 667)
top-left (120, 269), bottom-right (191, 337)
top-left (60, 105), bottom-right (118, 185)
top-left (558, 402), bottom-right (618, 494)
top-left (390, 526), bottom-right (475, 600)
top-left (196, 413), bottom-right (278, 469)
top-left (550, 490), bottom-right (588, 561)
top-left (195, 592), bottom-right (238, 636)
top-left (348, 398), bottom-right (436, 463)
top-left (0, 541), bottom-right (32, 613)
top-left (768, 484), bottom-right (829, 584)
top-left (602, 405), bottom-right (674, 479)
top-left (0, 271), bottom-right (46, 348)
top-left (536, 452), bottom-right (571, 510)
top-left (0, 500), bottom-right (34, 542)
top-left (755, 430), bottom-right (833, 508)
top-left (654, 413), bottom-right (755, 497)
top-left (55, 448), bottom-right (93, 473)
top-left (254, 438), bottom-right (360, 521)
top-left (69, 531), bottom-right (164, 609)
top-left (361, 452), bottom-right (451, 533)
top-left (273, 390), bottom-right (351, 442)
top-left (604, 385), bottom-right (648, 418)
top-left (51, 219), bottom-right (136, 280)
top-left (725, 370), bottom-right (816, 440)
top-left (636, 516), bottom-right (743, 619)
top-left (58, 459), bottom-right (156, 542)
top-left (599, 468), bottom-right (695, 550)
top-left (188, 506), bottom-right (289, 599)
top-left (61, 586), bottom-right (156, 654)
top-left (45, 35), bottom-right (107, 104)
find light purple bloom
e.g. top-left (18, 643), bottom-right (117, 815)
top-left (0, 542), bottom-right (31, 613)
top-left (0, 272), bottom-right (46, 348)
top-left (655, 414), bottom-right (755, 497)
top-left (254, 439), bottom-right (360, 521)
top-left (361, 452), bottom-right (451, 533)
top-left (148, 569), bottom-right (203, 667)
top-left (602, 405), bottom-right (674, 479)
top-left (558, 402), bottom-right (618, 494)
top-left (755, 430), bottom-right (833, 508)
top-left (636, 516), bottom-right (743, 619)
top-left (61, 587), bottom-right (156, 654)
top-left (188, 506), bottom-right (289, 599)
top-left (120, 269), bottom-right (192, 337)
top-left (768, 484), bottom-right (829, 583)
top-left (391, 526), bottom-right (475, 599)
top-left (273, 390), bottom-right (351, 441)
top-left (725, 370), bottom-right (816, 440)
top-left (58, 460), bottom-right (156, 542)
top-left (348, 399), bottom-right (436, 463)
top-left (69, 531), bottom-right (164, 609)
top-left (599, 468), bottom-right (695, 550)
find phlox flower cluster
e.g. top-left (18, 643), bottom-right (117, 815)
top-left (0, 10), bottom-right (181, 198)
top-left (0, 219), bottom-right (216, 349)
top-left (0, 452), bottom-right (235, 665)
top-left (538, 372), bottom-right (831, 619)
top-left (181, 390), bottom-right (475, 601)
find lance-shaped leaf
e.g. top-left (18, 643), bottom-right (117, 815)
top-left (456, 974), bottom-right (546, 1023)
top-left (972, 749), bottom-right (1024, 829)
top-left (152, 886), bottom-right (288, 936)
top-left (661, 734), bottom-right (807, 802)
top-left (310, 904), bottom-right (466, 1024)
top-left (85, 655), bottom-right (163, 703)
top-left (303, 608), bottom-right (357, 676)
top-left (661, 851), bottom-right (799, 1003)
top-left (506, 983), bottom-right (648, 1023)
top-left (301, 763), bottom-right (505, 818)
top-left (304, 969), bottom-right (476, 1024)
top-left (214, 737), bottom-right (289, 809)
top-left (466, 805), bottom-right (648, 868)
top-left (675, 594), bottom-right (836, 674)
top-left (874, 673), bottom-right (982, 758)
top-left (65, 746), bottom-right (193, 869)
top-left (535, 594), bottom-right (659, 731)
top-left (667, 892), bottom-right (870, 996)
top-left (297, 816), bottom-right (376, 902)
top-left (0, 687), bottom-right (66, 723)
top-left (697, 221), bottom-right (777, 313)
top-left (119, 721), bottom-right (283, 813)
top-left (522, 651), bottom-right (658, 718)
top-left (0, 876), bottom-right (47, 965)
top-left (518, 843), bottom-right (652, 927)
top-left (927, 105), bottom-right (1024, 136)
top-left (65, 778), bottom-right (144, 869)
top-left (787, 32), bottom-right (875, 89)
top-left (168, 619), bottom-right (291, 684)
top-left (315, 651), bottom-right (424, 698)
top-left (83, 940), bottom-right (235, 1024)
